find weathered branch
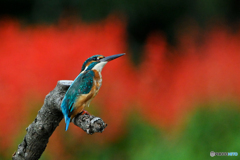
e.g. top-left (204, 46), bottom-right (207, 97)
top-left (12, 80), bottom-right (107, 160)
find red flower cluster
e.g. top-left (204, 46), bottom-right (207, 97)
top-left (0, 17), bottom-right (240, 153)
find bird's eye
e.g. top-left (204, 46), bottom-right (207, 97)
top-left (96, 57), bottom-right (103, 61)
top-left (93, 57), bottom-right (98, 61)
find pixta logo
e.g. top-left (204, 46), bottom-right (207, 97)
top-left (210, 151), bottom-right (238, 157)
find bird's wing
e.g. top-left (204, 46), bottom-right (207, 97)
top-left (61, 70), bottom-right (94, 116)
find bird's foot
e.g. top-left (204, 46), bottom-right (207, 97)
top-left (80, 110), bottom-right (90, 115)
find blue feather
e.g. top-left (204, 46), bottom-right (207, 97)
top-left (61, 70), bottom-right (95, 131)
top-left (64, 115), bottom-right (71, 131)
top-left (61, 98), bottom-right (71, 131)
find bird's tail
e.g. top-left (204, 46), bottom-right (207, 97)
top-left (64, 115), bottom-right (71, 131)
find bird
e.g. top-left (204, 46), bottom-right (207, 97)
top-left (61, 53), bottom-right (125, 131)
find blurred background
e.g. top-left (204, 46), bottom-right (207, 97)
top-left (1, 0), bottom-right (240, 159)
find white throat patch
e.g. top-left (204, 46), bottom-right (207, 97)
top-left (92, 61), bottom-right (107, 72)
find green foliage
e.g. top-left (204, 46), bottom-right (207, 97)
top-left (182, 104), bottom-right (240, 160)
top-left (53, 104), bottom-right (240, 160)
top-left (5, 103), bottom-right (240, 160)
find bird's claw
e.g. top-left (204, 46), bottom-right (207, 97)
top-left (80, 110), bottom-right (90, 115)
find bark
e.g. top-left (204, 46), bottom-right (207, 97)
top-left (12, 80), bottom-right (107, 160)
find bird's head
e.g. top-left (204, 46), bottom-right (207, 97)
top-left (81, 53), bottom-right (125, 72)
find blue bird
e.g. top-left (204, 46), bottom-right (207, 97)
top-left (61, 53), bottom-right (125, 131)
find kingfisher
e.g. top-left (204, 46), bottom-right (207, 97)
top-left (61, 53), bottom-right (125, 131)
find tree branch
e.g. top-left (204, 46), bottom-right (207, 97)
top-left (12, 80), bottom-right (107, 160)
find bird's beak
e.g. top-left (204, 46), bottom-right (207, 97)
top-left (100, 53), bottom-right (125, 62)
